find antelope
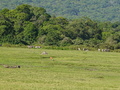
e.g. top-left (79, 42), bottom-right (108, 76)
top-left (27, 46), bottom-right (34, 48)
top-left (35, 46), bottom-right (41, 48)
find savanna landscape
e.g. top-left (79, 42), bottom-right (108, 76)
top-left (0, 47), bottom-right (120, 90)
top-left (0, 0), bottom-right (120, 89)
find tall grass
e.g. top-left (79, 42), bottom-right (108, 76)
top-left (0, 47), bottom-right (120, 90)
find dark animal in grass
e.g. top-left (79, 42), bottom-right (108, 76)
top-left (11, 65), bottom-right (20, 68)
top-left (3, 65), bottom-right (20, 68)
top-left (83, 48), bottom-right (89, 51)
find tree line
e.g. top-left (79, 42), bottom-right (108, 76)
top-left (0, 4), bottom-right (120, 49)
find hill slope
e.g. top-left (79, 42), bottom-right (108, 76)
top-left (0, 0), bottom-right (120, 21)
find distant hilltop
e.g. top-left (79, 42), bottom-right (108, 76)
top-left (0, 0), bottom-right (120, 22)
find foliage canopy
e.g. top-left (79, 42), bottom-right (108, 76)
top-left (0, 4), bottom-right (120, 49)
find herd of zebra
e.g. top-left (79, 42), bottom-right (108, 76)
top-left (78, 48), bottom-right (110, 52)
top-left (27, 45), bottom-right (110, 52)
top-left (97, 49), bottom-right (110, 52)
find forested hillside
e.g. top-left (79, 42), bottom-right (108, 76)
top-left (0, 0), bottom-right (120, 22)
top-left (0, 4), bottom-right (120, 49)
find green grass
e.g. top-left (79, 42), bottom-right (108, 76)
top-left (0, 47), bottom-right (120, 90)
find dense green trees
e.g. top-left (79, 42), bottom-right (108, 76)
top-left (0, 4), bottom-right (120, 49)
top-left (0, 13), bottom-right (14, 44)
top-left (0, 4), bottom-right (50, 45)
top-left (0, 0), bottom-right (120, 22)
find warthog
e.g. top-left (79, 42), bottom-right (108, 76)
top-left (83, 48), bottom-right (89, 51)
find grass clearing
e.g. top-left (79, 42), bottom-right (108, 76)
top-left (0, 47), bottom-right (120, 90)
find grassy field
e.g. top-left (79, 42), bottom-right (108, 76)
top-left (0, 47), bottom-right (120, 90)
